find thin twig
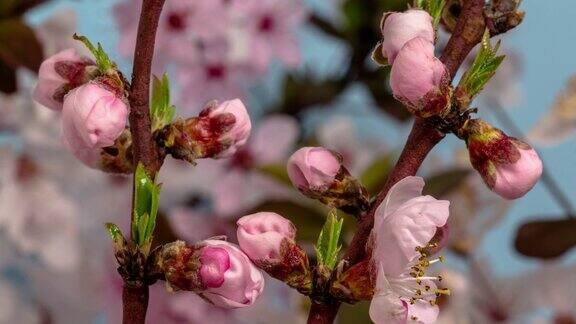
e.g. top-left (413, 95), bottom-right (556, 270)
top-left (123, 0), bottom-right (166, 323)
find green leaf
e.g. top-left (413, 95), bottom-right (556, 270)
top-left (73, 34), bottom-right (115, 74)
top-left (425, 0), bottom-right (445, 30)
top-left (132, 163), bottom-right (161, 248)
top-left (150, 74), bottom-right (176, 132)
top-left (105, 222), bottom-right (126, 251)
top-left (458, 30), bottom-right (506, 99)
top-left (315, 209), bottom-right (344, 270)
top-left (424, 168), bottom-right (471, 197)
top-left (0, 18), bottom-right (43, 71)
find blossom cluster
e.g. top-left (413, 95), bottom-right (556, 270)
top-left (114, 0), bottom-right (308, 110)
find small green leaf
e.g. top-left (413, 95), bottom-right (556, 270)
top-left (458, 30), bottom-right (506, 100)
top-left (315, 209), bottom-right (344, 270)
top-left (73, 33), bottom-right (115, 74)
top-left (105, 222), bottom-right (125, 243)
top-left (412, 0), bottom-right (444, 29)
top-left (150, 74), bottom-right (176, 132)
top-left (426, 0), bottom-right (445, 30)
top-left (132, 163), bottom-right (162, 248)
top-left (105, 222), bottom-right (126, 252)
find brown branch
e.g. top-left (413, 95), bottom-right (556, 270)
top-left (306, 1), bottom-right (487, 323)
top-left (128, 0), bottom-right (165, 176)
top-left (122, 285), bottom-right (150, 324)
top-left (123, 0), bottom-right (166, 323)
top-left (307, 301), bottom-right (340, 324)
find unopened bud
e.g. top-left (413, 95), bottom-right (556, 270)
top-left (380, 9), bottom-right (435, 64)
top-left (157, 240), bottom-right (265, 309)
top-left (237, 212), bottom-right (311, 294)
top-left (61, 82), bottom-right (129, 166)
top-left (287, 147), bottom-right (369, 215)
top-left (158, 99), bottom-right (251, 163)
top-left (390, 37), bottom-right (451, 117)
top-left (463, 119), bottom-right (543, 199)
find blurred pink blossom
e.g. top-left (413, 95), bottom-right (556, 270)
top-left (231, 0), bottom-right (308, 71)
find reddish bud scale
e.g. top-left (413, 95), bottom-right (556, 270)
top-left (417, 81), bottom-right (452, 118)
top-left (157, 114), bottom-right (236, 164)
top-left (467, 135), bottom-right (520, 187)
top-left (330, 260), bottom-right (374, 303)
top-left (302, 166), bottom-right (370, 216)
top-left (157, 241), bottom-right (204, 292)
top-left (54, 60), bottom-right (95, 85)
top-left (254, 239), bottom-right (312, 295)
top-left (100, 129), bottom-right (135, 174)
top-left (52, 60), bottom-right (98, 102)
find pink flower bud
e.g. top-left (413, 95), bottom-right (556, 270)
top-left (287, 146), bottom-right (341, 192)
top-left (381, 9), bottom-right (435, 64)
top-left (61, 82), bottom-right (128, 153)
top-left (465, 119), bottom-right (543, 199)
top-left (237, 212), bottom-right (296, 263)
top-left (390, 37), bottom-right (446, 108)
top-left (492, 146), bottom-right (543, 199)
top-left (33, 49), bottom-right (95, 111)
top-left (158, 240), bottom-right (265, 309)
top-left (197, 240), bottom-right (265, 308)
top-left (204, 99), bottom-right (252, 158)
top-left (199, 246), bottom-right (230, 288)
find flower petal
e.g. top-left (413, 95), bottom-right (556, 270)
top-left (375, 196), bottom-right (449, 276)
top-left (374, 176), bottom-right (425, 230)
top-left (406, 299), bottom-right (439, 324)
top-left (370, 268), bottom-right (408, 324)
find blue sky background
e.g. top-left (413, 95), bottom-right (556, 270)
top-left (26, 0), bottom-right (576, 277)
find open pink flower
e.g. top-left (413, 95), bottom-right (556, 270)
top-left (381, 9), bottom-right (434, 64)
top-left (390, 37), bottom-right (446, 107)
top-left (370, 176), bottom-right (450, 324)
